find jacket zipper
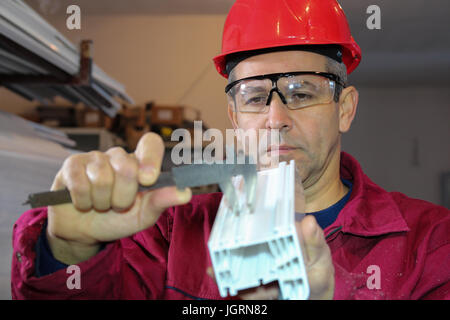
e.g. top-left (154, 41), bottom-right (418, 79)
top-left (165, 285), bottom-right (208, 300)
top-left (325, 226), bottom-right (343, 241)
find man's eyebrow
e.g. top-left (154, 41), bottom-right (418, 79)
top-left (285, 80), bottom-right (317, 89)
top-left (239, 85), bottom-right (267, 93)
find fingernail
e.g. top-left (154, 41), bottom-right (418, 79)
top-left (140, 166), bottom-right (156, 184)
top-left (176, 188), bottom-right (192, 202)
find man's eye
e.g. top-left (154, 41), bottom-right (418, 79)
top-left (245, 96), bottom-right (266, 105)
top-left (291, 92), bottom-right (314, 101)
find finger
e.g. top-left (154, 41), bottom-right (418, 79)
top-left (59, 155), bottom-right (92, 211)
top-left (238, 282), bottom-right (279, 300)
top-left (85, 152), bottom-right (114, 211)
top-left (105, 186), bottom-right (192, 238)
top-left (206, 266), bottom-right (216, 283)
top-left (51, 169), bottom-right (66, 191)
top-left (134, 132), bottom-right (165, 186)
top-left (109, 152), bottom-right (139, 211)
top-left (105, 146), bottom-right (128, 159)
top-left (141, 186), bottom-right (192, 213)
top-left (135, 186), bottom-right (191, 227)
top-left (296, 215), bottom-right (328, 265)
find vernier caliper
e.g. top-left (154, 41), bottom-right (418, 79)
top-left (23, 156), bottom-right (257, 210)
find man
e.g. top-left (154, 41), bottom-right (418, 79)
top-left (11, 0), bottom-right (450, 299)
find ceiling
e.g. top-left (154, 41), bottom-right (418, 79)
top-left (25, 0), bottom-right (235, 15)
top-left (25, 0), bottom-right (450, 85)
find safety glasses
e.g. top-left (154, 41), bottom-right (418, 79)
top-left (225, 71), bottom-right (344, 113)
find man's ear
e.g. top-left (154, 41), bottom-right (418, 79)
top-left (338, 86), bottom-right (359, 133)
top-left (227, 99), bottom-right (239, 129)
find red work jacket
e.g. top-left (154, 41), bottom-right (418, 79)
top-left (11, 152), bottom-right (450, 299)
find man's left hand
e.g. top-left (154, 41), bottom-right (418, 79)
top-left (207, 215), bottom-right (335, 300)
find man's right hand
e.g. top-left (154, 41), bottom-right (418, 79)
top-left (46, 132), bottom-right (192, 265)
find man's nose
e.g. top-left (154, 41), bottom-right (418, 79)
top-left (265, 92), bottom-right (293, 131)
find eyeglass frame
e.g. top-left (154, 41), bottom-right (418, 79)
top-left (225, 71), bottom-right (345, 109)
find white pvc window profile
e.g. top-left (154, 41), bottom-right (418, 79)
top-left (208, 160), bottom-right (310, 300)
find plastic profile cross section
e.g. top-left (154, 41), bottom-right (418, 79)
top-left (208, 160), bottom-right (310, 300)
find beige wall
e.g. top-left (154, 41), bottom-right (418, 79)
top-left (1, 13), bottom-right (448, 206)
top-left (342, 85), bottom-right (450, 206)
top-left (0, 14), bottom-right (232, 132)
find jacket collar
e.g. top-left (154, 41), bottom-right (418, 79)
top-left (329, 152), bottom-right (410, 237)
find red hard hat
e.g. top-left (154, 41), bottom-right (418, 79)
top-left (213, 0), bottom-right (361, 78)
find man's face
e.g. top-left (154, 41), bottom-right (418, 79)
top-left (227, 51), bottom-right (342, 189)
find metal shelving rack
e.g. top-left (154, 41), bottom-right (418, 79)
top-left (0, 0), bottom-right (133, 117)
top-left (0, 35), bottom-right (93, 87)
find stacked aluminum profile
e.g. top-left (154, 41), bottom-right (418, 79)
top-left (208, 160), bottom-right (310, 300)
top-left (0, 0), bottom-right (133, 117)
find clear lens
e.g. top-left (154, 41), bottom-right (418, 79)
top-left (228, 74), bottom-right (336, 113)
top-left (280, 74), bottom-right (335, 109)
top-left (231, 79), bottom-right (273, 113)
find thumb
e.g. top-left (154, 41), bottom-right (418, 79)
top-left (296, 215), bottom-right (327, 265)
top-left (140, 186), bottom-right (192, 217)
top-left (134, 132), bottom-right (165, 186)
top-left (88, 187), bottom-right (192, 243)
